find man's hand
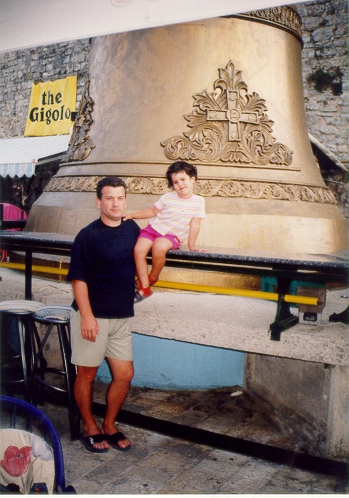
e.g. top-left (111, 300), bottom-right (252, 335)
top-left (71, 280), bottom-right (99, 342)
top-left (80, 314), bottom-right (99, 342)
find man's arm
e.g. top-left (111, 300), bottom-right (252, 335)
top-left (71, 280), bottom-right (99, 342)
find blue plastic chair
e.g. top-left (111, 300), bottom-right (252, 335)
top-left (0, 396), bottom-right (76, 494)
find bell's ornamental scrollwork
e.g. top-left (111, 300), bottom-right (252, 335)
top-left (161, 60), bottom-right (293, 167)
top-left (61, 80), bottom-right (95, 163)
top-left (44, 176), bottom-right (337, 205)
top-left (237, 6), bottom-right (302, 41)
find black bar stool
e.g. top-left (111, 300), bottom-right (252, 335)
top-left (0, 300), bottom-right (44, 402)
top-left (32, 305), bottom-right (80, 440)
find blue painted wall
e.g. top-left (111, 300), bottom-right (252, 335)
top-left (96, 332), bottom-right (245, 389)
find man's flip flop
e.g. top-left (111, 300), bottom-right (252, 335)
top-left (103, 431), bottom-right (131, 452)
top-left (79, 433), bottom-right (109, 453)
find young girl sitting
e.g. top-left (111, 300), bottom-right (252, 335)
top-left (124, 161), bottom-right (206, 302)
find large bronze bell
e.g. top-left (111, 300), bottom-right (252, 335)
top-left (26, 7), bottom-right (348, 254)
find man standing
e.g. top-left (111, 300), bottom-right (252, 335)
top-left (68, 177), bottom-right (140, 453)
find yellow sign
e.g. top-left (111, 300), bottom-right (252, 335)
top-left (24, 76), bottom-right (77, 136)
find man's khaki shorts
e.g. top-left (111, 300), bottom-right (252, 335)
top-left (70, 309), bottom-right (133, 367)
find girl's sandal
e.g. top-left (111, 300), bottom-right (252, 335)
top-left (134, 286), bottom-right (152, 303)
top-left (148, 276), bottom-right (158, 286)
top-left (135, 276), bottom-right (158, 289)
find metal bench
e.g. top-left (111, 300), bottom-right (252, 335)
top-left (0, 230), bottom-right (348, 340)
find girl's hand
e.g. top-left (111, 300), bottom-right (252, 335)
top-left (189, 244), bottom-right (208, 253)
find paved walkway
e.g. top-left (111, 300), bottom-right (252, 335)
top-left (38, 394), bottom-right (347, 495)
top-left (1, 267), bottom-right (348, 494)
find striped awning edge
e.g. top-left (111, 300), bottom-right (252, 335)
top-left (0, 163), bottom-right (36, 178)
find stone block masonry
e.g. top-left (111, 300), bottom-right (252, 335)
top-left (298, 0), bottom-right (348, 166)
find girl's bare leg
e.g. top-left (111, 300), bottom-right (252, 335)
top-left (149, 238), bottom-right (173, 282)
top-left (134, 238), bottom-right (153, 288)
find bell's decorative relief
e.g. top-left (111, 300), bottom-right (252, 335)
top-left (239, 6), bottom-right (302, 40)
top-left (61, 80), bottom-right (95, 163)
top-left (45, 175), bottom-right (337, 205)
top-left (161, 61), bottom-right (293, 167)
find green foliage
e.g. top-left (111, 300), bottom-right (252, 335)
top-left (307, 67), bottom-right (343, 94)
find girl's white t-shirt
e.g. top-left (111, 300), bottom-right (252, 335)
top-left (150, 191), bottom-right (205, 243)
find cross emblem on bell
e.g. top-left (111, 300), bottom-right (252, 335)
top-left (206, 90), bottom-right (258, 142)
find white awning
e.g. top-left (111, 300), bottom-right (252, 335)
top-left (0, 163), bottom-right (36, 178)
top-left (0, 135), bottom-right (70, 178)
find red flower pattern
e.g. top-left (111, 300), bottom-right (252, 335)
top-left (0, 446), bottom-right (32, 477)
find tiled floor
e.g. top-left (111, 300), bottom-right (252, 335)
top-left (35, 384), bottom-right (348, 494)
top-left (98, 383), bottom-right (297, 450)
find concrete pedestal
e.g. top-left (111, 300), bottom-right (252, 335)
top-left (244, 355), bottom-right (349, 460)
top-left (130, 290), bottom-right (349, 461)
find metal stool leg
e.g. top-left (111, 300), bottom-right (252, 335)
top-left (1, 304), bottom-right (43, 402)
top-left (31, 324), bottom-right (53, 404)
top-left (32, 306), bottom-right (80, 441)
top-left (16, 314), bottom-right (31, 401)
top-left (26, 314), bottom-right (45, 387)
top-left (57, 322), bottom-right (79, 440)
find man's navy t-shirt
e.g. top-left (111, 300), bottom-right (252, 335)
top-left (67, 218), bottom-right (140, 319)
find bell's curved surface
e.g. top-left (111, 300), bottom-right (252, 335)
top-left (26, 9), bottom-right (348, 254)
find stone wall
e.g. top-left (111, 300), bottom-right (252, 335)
top-left (0, 39), bottom-right (91, 138)
top-left (0, 39), bottom-right (91, 209)
top-left (298, 0), bottom-right (348, 166)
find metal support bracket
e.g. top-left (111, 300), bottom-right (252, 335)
top-left (269, 277), bottom-right (299, 341)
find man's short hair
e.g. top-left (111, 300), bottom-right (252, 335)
top-left (166, 161), bottom-right (198, 188)
top-left (96, 177), bottom-right (127, 199)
